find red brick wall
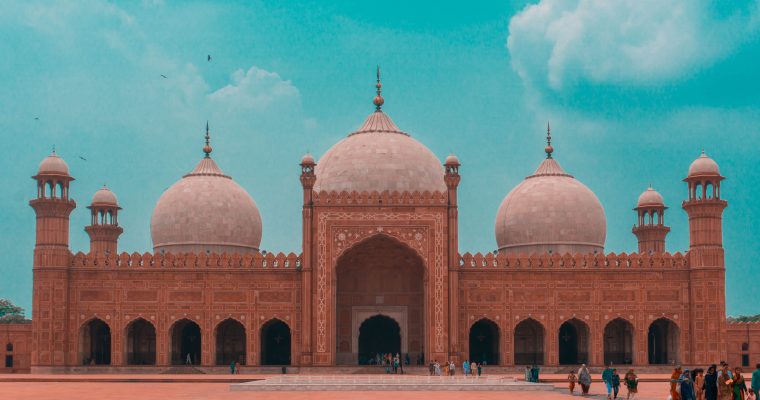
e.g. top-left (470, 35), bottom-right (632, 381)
top-left (0, 323), bottom-right (32, 372)
top-left (726, 322), bottom-right (760, 369)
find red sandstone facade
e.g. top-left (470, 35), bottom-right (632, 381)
top-left (12, 85), bottom-right (759, 373)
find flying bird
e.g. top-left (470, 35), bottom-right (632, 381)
top-left (207, 54), bottom-right (212, 62)
top-left (34, 117), bottom-right (39, 120)
top-left (160, 74), bottom-right (168, 79)
top-left (79, 156), bottom-right (87, 161)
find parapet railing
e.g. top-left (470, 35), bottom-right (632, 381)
top-left (69, 251), bottom-right (302, 269)
top-left (458, 251), bottom-right (689, 269)
top-left (311, 190), bottom-right (448, 206)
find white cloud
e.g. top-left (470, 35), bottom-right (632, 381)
top-left (208, 67), bottom-right (300, 111)
top-left (507, 0), bottom-right (759, 91)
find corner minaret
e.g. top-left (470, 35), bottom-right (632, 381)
top-left (85, 186), bottom-right (123, 255)
top-left (29, 149), bottom-right (76, 370)
top-left (682, 150), bottom-right (727, 257)
top-left (632, 186), bottom-right (670, 253)
top-left (682, 149), bottom-right (728, 364)
top-left (30, 150), bottom-right (76, 261)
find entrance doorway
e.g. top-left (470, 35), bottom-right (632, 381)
top-left (171, 319), bottom-right (201, 365)
top-left (126, 318), bottom-right (156, 365)
top-left (604, 318), bottom-right (634, 365)
top-left (261, 319), bottom-right (291, 365)
top-left (469, 319), bottom-right (499, 365)
top-left (559, 318), bottom-right (589, 365)
top-left (514, 318), bottom-right (545, 365)
top-left (648, 318), bottom-right (680, 364)
top-left (80, 318), bottom-right (111, 365)
top-left (215, 319), bottom-right (246, 365)
top-left (358, 315), bottom-right (401, 365)
top-left (335, 235), bottom-right (424, 365)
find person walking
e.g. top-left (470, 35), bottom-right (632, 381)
top-left (230, 360), bottom-right (235, 374)
top-left (705, 365), bottom-right (719, 400)
top-left (751, 364), bottom-right (760, 400)
top-left (672, 365), bottom-right (684, 400)
top-left (603, 363), bottom-right (615, 400)
top-left (568, 370), bottom-right (578, 395)
top-left (579, 364), bottom-right (592, 396)
top-left (429, 360), bottom-right (435, 376)
top-left (185, 353), bottom-right (192, 366)
top-left (612, 369), bottom-right (621, 400)
top-left (718, 363), bottom-right (733, 400)
top-left (695, 369), bottom-right (706, 400)
top-left (624, 369), bottom-right (638, 400)
top-left (733, 367), bottom-right (748, 400)
top-left (463, 359), bottom-right (470, 377)
top-left (450, 360), bottom-right (456, 377)
top-left (525, 365), bottom-right (532, 382)
top-left (434, 361), bottom-right (442, 377)
top-left (681, 369), bottom-right (696, 400)
top-left (476, 362), bottom-right (482, 377)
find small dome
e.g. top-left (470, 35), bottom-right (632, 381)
top-left (688, 150), bottom-right (720, 177)
top-left (313, 110), bottom-right (445, 193)
top-left (637, 187), bottom-right (664, 207)
top-left (495, 157), bottom-right (606, 255)
top-left (445, 153), bottom-right (460, 166)
top-left (92, 186), bottom-right (118, 206)
top-left (37, 151), bottom-right (69, 176)
top-left (150, 156), bottom-right (262, 254)
top-left (301, 153), bottom-right (315, 165)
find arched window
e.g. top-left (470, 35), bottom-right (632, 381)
top-left (741, 342), bottom-right (749, 351)
top-left (5, 343), bottom-right (12, 352)
top-left (695, 183), bottom-right (703, 200)
top-left (57, 182), bottom-right (65, 199)
top-left (705, 183), bottom-right (713, 199)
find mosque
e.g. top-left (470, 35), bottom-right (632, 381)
top-left (1, 74), bottom-right (758, 373)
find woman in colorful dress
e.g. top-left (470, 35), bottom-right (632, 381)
top-left (624, 369), bottom-right (638, 400)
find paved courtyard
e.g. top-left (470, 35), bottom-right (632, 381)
top-left (0, 374), bottom-right (674, 400)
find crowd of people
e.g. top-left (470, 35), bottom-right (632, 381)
top-left (563, 362), bottom-right (760, 400)
top-left (667, 362), bottom-right (760, 400)
top-left (427, 359), bottom-right (483, 377)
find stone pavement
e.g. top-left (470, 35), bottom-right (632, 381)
top-left (231, 374), bottom-right (556, 391)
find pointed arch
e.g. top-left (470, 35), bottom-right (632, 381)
top-left (125, 318), bottom-right (156, 365)
top-left (469, 318), bottom-right (500, 365)
top-left (169, 318), bottom-right (202, 365)
top-left (215, 318), bottom-right (246, 365)
top-left (260, 318), bottom-right (291, 365)
top-left (559, 318), bottom-right (590, 365)
top-left (514, 317), bottom-right (545, 365)
top-left (604, 318), bottom-right (635, 365)
top-left (79, 317), bottom-right (111, 365)
top-left (648, 317), bottom-right (680, 364)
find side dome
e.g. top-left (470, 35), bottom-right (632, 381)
top-left (38, 150), bottom-right (70, 176)
top-left (637, 187), bottom-right (664, 207)
top-left (150, 127), bottom-right (262, 254)
top-left (495, 139), bottom-right (606, 255)
top-left (92, 186), bottom-right (119, 206)
top-left (313, 73), bottom-right (445, 193)
top-left (688, 150), bottom-right (720, 177)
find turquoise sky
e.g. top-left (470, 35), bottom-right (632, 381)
top-left (1, 0), bottom-right (758, 316)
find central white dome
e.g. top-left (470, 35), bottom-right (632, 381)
top-left (150, 131), bottom-right (263, 254)
top-left (314, 110), bottom-right (446, 193)
top-left (495, 156), bottom-right (606, 255)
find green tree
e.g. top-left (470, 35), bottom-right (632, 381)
top-left (0, 298), bottom-right (29, 323)
top-left (727, 314), bottom-right (760, 322)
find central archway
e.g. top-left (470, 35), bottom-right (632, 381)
top-left (469, 319), bottom-right (499, 365)
top-left (559, 318), bottom-right (590, 365)
top-left (79, 318), bottom-right (111, 365)
top-left (358, 315), bottom-right (401, 364)
top-left (170, 319), bottom-right (201, 365)
top-left (335, 235), bottom-right (425, 365)
top-left (126, 318), bottom-right (155, 365)
top-left (648, 318), bottom-right (680, 364)
top-left (514, 318), bottom-right (545, 365)
top-left (215, 319), bottom-right (246, 365)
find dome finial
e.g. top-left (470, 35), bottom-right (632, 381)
top-left (373, 65), bottom-right (384, 111)
top-left (203, 121), bottom-right (212, 158)
top-left (52, 144), bottom-right (56, 155)
top-left (545, 121), bottom-right (554, 159)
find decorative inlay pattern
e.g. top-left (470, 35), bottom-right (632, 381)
top-left (315, 211), bottom-right (445, 354)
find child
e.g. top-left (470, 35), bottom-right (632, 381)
top-left (612, 369), bottom-right (621, 399)
top-left (568, 370), bottom-right (578, 394)
top-left (625, 369), bottom-right (638, 400)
